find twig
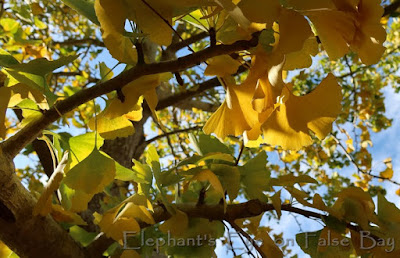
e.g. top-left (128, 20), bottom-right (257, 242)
top-left (228, 220), bottom-right (266, 258)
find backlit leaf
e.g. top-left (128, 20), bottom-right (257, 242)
top-left (63, 148), bottom-right (116, 195)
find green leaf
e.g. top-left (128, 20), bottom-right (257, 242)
top-left (239, 151), bottom-right (270, 201)
top-left (99, 62), bottom-right (113, 81)
top-left (259, 29), bottom-right (275, 52)
top-left (61, 0), bottom-right (100, 25)
top-left (158, 169), bottom-right (182, 187)
top-left (63, 148), bottom-right (116, 194)
top-left (189, 133), bottom-right (231, 155)
top-left (68, 132), bottom-right (104, 168)
top-left (378, 193), bottom-right (400, 224)
top-left (114, 162), bottom-right (137, 181)
top-left (269, 174), bottom-right (318, 186)
top-left (0, 49), bottom-right (20, 67)
top-left (210, 164), bottom-right (240, 201)
top-left (0, 18), bottom-right (20, 33)
top-left (8, 55), bottom-right (78, 76)
top-left (69, 226), bottom-right (97, 247)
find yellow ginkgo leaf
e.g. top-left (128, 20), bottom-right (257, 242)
top-left (126, 0), bottom-right (174, 46)
top-left (305, 9), bottom-right (356, 60)
top-left (50, 204), bottom-right (87, 225)
top-left (286, 0), bottom-right (334, 10)
top-left (334, 187), bottom-right (378, 228)
top-left (115, 202), bottom-right (155, 225)
top-left (89, 113), bottom-right (135, 140)
top-left (67, 188), bottom-right (94, 212)
top-left (380, 158), bottom-right (393, 179)
top-left (102, 32), bottom-right (138, 65)
top-left (159, 210), bottom-right (188, 237)
top-left (259, 231), bottom-right (283, 258)
top-left (94, 211), bottom-right (141, 242)
top-left (0, 86), bottom-right (11, 139)
top-left (104, 74), bottom-right (161, 119)
top-left (63, 148), bottom-right (116, 195)
top-left (192, 169), bottom-right (225, 198)
top-left (274, 9), bottom-right (312, 57)
top-left (204, 55), bottom-right (241, 77)
top-left (284, 37), bottom-right (319, 70)
top-left (9, 83), bottom-right (48, 110)
top-left (349, 0), bottom-right (386, 65)
top-left (262, 74), bottom-right (342, 150)
top-left (271, 190), bottom-right (282, 219)
top-left (121, 250), bottom-right (141, 258)
top-left (238, 0), bottom-right (281, 26)
top-left (95, 0), bottom-right (137, 64)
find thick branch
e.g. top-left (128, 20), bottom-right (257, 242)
top-left (1, 32), bottom-right (261, 158)
top-left (0, 152), bottom-right (87, 258)
top-left (88, 199), bottom-right (370, 256)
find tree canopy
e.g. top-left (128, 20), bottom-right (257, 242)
top-left (1, 0), bottom-right (400, 257)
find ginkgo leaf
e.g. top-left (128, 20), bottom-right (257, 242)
top-left (270, 174), bottom-right (317, 186)
top-left (0, 86), bottom-right (11, 139)
top-left (8, 83), bottom-right (48, 110)
top-left (89, 113), bottom-right (135, 140)
top-left (273, 8), bottom-right (312, 57)
top-left (94, 211), bottom-right (140, 242)
top-left (50, 204), bottom-right (87, 225)
top-left (95, 0), bottom-right (127, 35)
top-left (69, 226), bottom-right (97, 247)
top-left (203, 76), bottom-right (260, 139)
top-left (121, 250), bottom-right (141, 258)
top-left (68, 132), bottom-right (104, 169)
top-left (95, 0), bottom-right (138, 64)
top-left (102, 32), bottom-right (138, 65)
top-left (204, 55), bottom-right (241, 77)
top-left (104, 74), bottom-right (161, 119)
top-left (377, 193), bottom-right (400, 224)
top-left (262, 74), bottom-right (342, 150)
top-left (332, 187), bottom-right (377, 229)
top-left (259, 231), bottom-right (283, 258)
top-left (284, 37), bottom-right (319, 70)
top-left (61, 0), bottom-right (100, 25)
top-left (192, 169), bottom-right (225, 199)
top-left (237, 0), bottom-right (281, 26)
top-left (347, 0), bottom-right (386, 64)
top-left (210, 164), bottom-right (240, 201)
top-left (63, 148), bottom-right (116, 195)
top-left (116, 202), bottom-right (155, 225)
top-left (271, 190), bottom-right (282, 219)
top-left (239, 151), bottom-right (270, 201)
top-left (60, 183), bottom-right (94, 212)
top-left (159, 210), bottom-right (189, 237)
top-left (126, 0), bottom-right (174, 46)
top-left (304, 9), bottom-right (356, 60)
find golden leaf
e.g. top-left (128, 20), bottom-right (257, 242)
top-left (159, 210), bottom-right (189, 237)
top-left (262, 74), bottom-right (342, 150)
top-left (204, 55), bottom-right (241, 77)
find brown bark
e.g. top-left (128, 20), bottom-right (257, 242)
top-left (0, 149), bottom-right (87, 258)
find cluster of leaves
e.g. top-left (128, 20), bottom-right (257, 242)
top-left (0, 0), bottom-right (400, 257)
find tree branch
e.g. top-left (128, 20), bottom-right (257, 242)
top-left (87, 198), bottom-right (378, 255)
top-left (1, 32), bottom-right (261, 158)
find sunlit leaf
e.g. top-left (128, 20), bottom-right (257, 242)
top-left (63, 148), bottom-right (116, 195)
